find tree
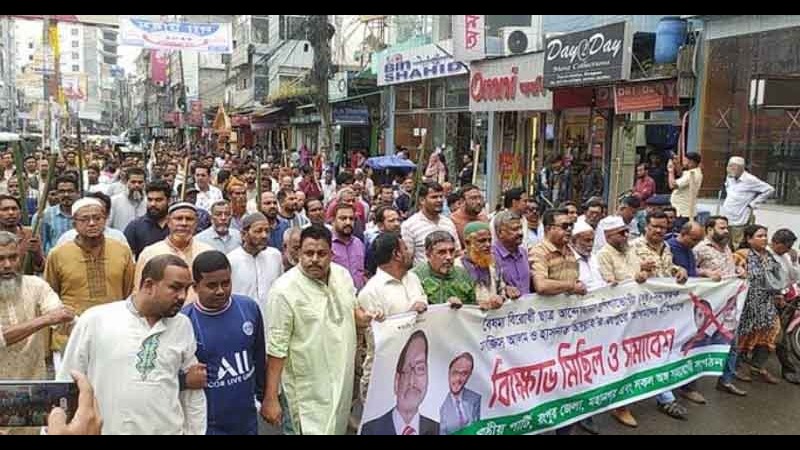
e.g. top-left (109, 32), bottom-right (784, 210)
top-left (305, 15), bottom-right (336, 162)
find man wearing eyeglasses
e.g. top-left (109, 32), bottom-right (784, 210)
top-left (528, 208), bottom-right (585, 297)
top-left (527, 208), bottom-right (586, 434)
top-left (361, 330), bottom-right (439, 435)
top-left (44, 197), bottom-right (136, 365)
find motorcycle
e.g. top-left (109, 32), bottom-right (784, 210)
top-left (777, 283), bottom-right (800, 384)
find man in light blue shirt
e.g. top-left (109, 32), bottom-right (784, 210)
top-left (196, 200), bottom-right (241, 255)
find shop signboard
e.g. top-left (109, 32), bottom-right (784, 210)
top-left (453, 15), bottom-right (486, 62)
top-left (329, 71), bottom-right (348, 102)
top-left (469, 52), bottom-right (552, 112)
top-left (543, 22), bottom-right (632, 88)
top-left (333, 105), bottom-right (369, 126)
top-left (595, 78), bottom-right (679, 113)
top-left (377, 42), bottom-right (468, 87)
top-left (290, 113), bottom-right (321, 125)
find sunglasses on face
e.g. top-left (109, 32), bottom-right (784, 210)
top-left (551, 222), bottom-right (573, 231)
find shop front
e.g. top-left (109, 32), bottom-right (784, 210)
top-left (378, 42), bottom-right (471, 181)
top-left (289, 107), bottom-right (321, 158)
top-left (469, 51), bottom-right (552, 208)
top-left (697, 20), bottom-right (800, 205)
top-left (543, 21), bottom-right (693, 209)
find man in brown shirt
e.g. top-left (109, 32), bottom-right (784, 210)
top-left (449, 184), bottom-right (488, 247)
top-left (528, 208), bottom-right (585, 296)
top-left (0, 194), bottom-right (44, 273)
top-left (528, 207), bottom-right (590, 435)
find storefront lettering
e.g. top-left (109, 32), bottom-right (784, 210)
top-left (547, 32), bottom-right (623, 65)
top-left (384, 60), bottom-right (464, 83)
top-left (471, 67), bottom-right (547, 103)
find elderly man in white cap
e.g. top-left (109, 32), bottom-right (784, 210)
top-left (133, 202), bottom-right (213, 303)
top-left (570, 219), bottom-right (606, 292)
top-left (44, 196), bottom-right (136, 362)
top-left (596, 214), bottom-right (690, 427)
top-left (721, 156), bottom-right (775, 248)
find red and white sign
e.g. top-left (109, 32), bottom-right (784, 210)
top-left (469, 52), bottom-right (552, 112)
top-left (453, 15), bottom-right (486, 62)
top-left (150, 50), bottom-right (169, 86)
top-left (595, 79), bottom-right (679, 113)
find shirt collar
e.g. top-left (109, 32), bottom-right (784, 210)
top-left (392, 408), bottom-right (421, 434)
top-left (492, 242), bottom-right (521, 259)
top-left (333, 232), bottom-right (353, 244)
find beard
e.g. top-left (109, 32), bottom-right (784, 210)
top-left (467, 247), bottom-right (494, 268)
top-left (712, 232), bottom-right (730, 246)
top-left (128, 189), bottom-right (143, 202)
top-left (0, 275), bottom-right (22, 303)
top-left (147, 207), bottom-right (167, 220)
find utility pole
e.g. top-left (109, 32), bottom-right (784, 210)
top-left (306, 15), bottom-right (335, 163)
top-left (42, 15), bottom-right (51, 150)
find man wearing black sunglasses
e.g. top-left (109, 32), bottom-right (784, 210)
top-left (529, 208), bottom-right (585, 297)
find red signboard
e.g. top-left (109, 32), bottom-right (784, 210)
top-left (595, 79), bottom-right (679, 113)
top-left (150, 50), bottom-right (168, 86)
top-left (189, 100), bottom-right (203, 127)
top-left (231, 115), bottom-right (251, 127)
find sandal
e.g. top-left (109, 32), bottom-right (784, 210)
top-left (658, 401), bottom-right (688, 421)
top-left (751, 367), bottom-right (780, 385)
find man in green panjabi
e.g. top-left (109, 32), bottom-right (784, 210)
top-left (412, 230), bottom-right (476, 308)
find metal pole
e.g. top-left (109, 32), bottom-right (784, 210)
top-left (42, 16), bottom-right (51, 151)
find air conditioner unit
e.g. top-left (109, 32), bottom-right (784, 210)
top-left (499, 27), bottom-right (542, 56)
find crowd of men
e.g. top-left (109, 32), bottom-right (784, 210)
top-left (0, 140), bottom-right (798, 435)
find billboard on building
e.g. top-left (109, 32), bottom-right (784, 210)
top-left (120, 16), bottom-right (233, 53)
top-left (62, 74), bottom-right (88, 101)
top-left (469, 52), bottom-right (552, 112)
top-left (543, 22), bottom-right (632, 88)
top-left (452, 15), bottom-right (486, 62)
top-left (377, 42), bottom-right (468, 87)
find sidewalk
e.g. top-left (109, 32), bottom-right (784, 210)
top-left (697, 199), bottom-right (800, 236)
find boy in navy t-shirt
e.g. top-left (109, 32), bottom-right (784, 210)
top-left (182, 250), bottom-right (266, 435)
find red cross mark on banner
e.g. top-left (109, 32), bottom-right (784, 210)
top-left (715, 108), bottom-right (732, 130)
top-left (681, 283), bottom-right (747, 356)
top-left (786, 110), bottom-right (800, 132)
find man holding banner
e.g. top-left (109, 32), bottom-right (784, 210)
top-left (357, 233), bottom-right (428, 402)
top-left (598, 213), bottom-right (689, 427)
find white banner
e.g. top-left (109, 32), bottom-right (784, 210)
top-left (469, 52), bottom-right (552, 112)
top-left (183, 51), bottom-right (199, 99)
top-left (452, 15), bottom-right (486, 62)
top-left (359, 279), bottom-right (747, 435)
top-left (120, 17), bottom-right (233, 54)
top-left (377, 42), bottom-right (468, 87)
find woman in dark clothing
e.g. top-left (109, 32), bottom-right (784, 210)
top-left (734, 225), bottom-right (784, 384)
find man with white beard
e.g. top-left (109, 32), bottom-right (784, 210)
top-left (110, 167), bottom-right (147, 231)
top-left (0, 231), bottom-right (75, 380)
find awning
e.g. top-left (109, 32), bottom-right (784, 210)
top-left (330, 91), bottom-right (381, 104)
top-left (252, 106), bottom-right (284, 118)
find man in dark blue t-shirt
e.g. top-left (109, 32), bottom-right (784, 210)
top-left (666, 220), bottom-right (705, 278)
top-left (182, 250), bottom-right (266, 435)
top-left (666, 220), bottom-right (706, 405)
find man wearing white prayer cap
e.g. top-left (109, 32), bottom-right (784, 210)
top-left (133, 201), bottom-right (213, 303)
top-left (45, 195), bottom-right (136, 361)
top-left (721, 156), bottom-right (775, 248)
top-left (570, 219), bottom-right (606, 291)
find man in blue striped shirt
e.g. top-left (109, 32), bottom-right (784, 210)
top-left (32, 175), bottom-right (78, 254)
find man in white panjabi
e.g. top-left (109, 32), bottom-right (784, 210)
top-left (57, 254), bottom-right (207, 435)
top-left (227, 212), bottom-right (283, 333)
top-left (0, 231), bottom-right (74, 380)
